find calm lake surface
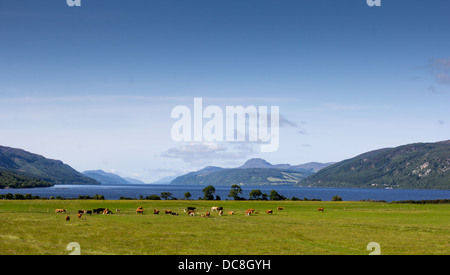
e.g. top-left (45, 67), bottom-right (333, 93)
top-left (1, 184), bottom-right (450, 202)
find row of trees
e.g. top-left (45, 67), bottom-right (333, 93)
top-left (118, 185), bottom-right (297, 201)
top-left (199, 184), bottom-right (290, 201)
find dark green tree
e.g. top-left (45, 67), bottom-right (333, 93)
top-left (269, 190), bottom-right (286, 201)
top-left (202, 185), bottom-right (216, 200)
top-left (184, 192), bottom-right (192, 200)
top-left (228, 184), bottom-right (243, 200)
top-left (249, 189), bottom-right (262, 200)
top-left (160, 192), bottom-right (173, 200)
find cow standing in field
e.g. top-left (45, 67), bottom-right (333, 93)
top-left (184, 207), bottom-right (196, 212)
top-left (93, 208), bottom-right (106, 214)
top-left (266, 209), bottom-right (273, 214)
top-left (187, 210), bottom-right (195, 216)
top-left (228, 211), bottom-right (234, 215)
top-left (77, 213), bottom-right (83, 219)
top-left (318, 208), bottom-right (324, 212)
top-left (153, 209), bottom-right (160, 214)
top-left (277, 207), bottom-right (284, 211)
top-left (136, 207), bottom-right (144, 214)
top-left (219, 210), bottom-right (223, 216)
top-left (55, 209), bottom-right (66, 213)
top-left (65, 216), bottom-right (70, 221)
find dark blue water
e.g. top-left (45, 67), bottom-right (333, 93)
top-left (1, 184), bottom-right (449, 202)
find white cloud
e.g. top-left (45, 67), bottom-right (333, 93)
top-left (160, 142), bottom-right (256, 164)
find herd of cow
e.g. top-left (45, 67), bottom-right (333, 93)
top-left (56, 206), bottom-right (325, 221)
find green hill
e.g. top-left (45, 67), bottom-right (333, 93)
top-left (300, 140), bottom-right (450, 190)
top-left (0, 170), bottom-right (53, 189)
top-left (0, 145), bottom-right (99, 188)
top-left (170, 158), bottom-right (324, 186)
top-left (171, 168), bottom-right (313, 186)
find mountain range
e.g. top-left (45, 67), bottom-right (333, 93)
top-left (0, 145), bottom-right (98, 188)
top-left (170, 158), bottom-right (335, 186)
top-left (300, 140), bottom-right (450, 190)
top-left (82, 170), bottom-right (146, 185)
top-left (1, 139), bottom-right (449, 190)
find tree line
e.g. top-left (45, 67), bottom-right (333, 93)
top-left (121, 184), bottom-right (323, 201)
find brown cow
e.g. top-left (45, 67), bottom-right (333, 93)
top-left (266, 209), bottom-right (273, 214)
top-left (318, 208), bottom-right (324, 212)
top-left (153, 209), bottom-right (160, 214)
top-left (277, 207), bottom-right (284, 211)
top-left (187, 210), bottom-right (195, 216)
top-left (77, 213), bottom-right (83, 219)
top-left (219, 210), bottom-right (223, 216)
top-left (55, 209), bottom-right (66, 213)
top-left (228, 211), bottom-right (234, 215)
top-left (245, 210), bottom-right (252, 216)
top-left (65, 216), bottom-right (70, 221)
top-left (205, 211), bottom-right (210, 217)
top-left (164, 210), bottom-right (172, 215)
top-left (136, 207), bottom-right (144, 214)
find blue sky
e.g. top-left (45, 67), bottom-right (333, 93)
top-left (0, 0), bottom-right (449, 182)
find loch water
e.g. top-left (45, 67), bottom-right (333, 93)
top-left (1, 184), bottom-right (450, 202)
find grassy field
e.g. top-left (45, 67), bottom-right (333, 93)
top-left (0, 200), bottom-right (449, 255)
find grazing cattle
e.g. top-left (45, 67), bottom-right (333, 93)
top-left (205, 211), bottom-right (210, 217)
top-left (153, 209), bottom-right (160, 215)
top-left (228, 211), bottom-right (234, 215)
top-left (248, 208), bottom-right (255, 214)
top-left (170, 212), bottom-right (179, 216)
top-left (219, 210), bottom-right (223, 216)
top-left (318, 208), bottom-right (324, 212)
top-left (187, 210), bottom-right (195, 216)
top-left (211, 207), bottom-right (219, 212)
top-left (78, 210), bottom-right (84, 214)
top-left (55, 209), bottom-right (66, 213)
top-left (116, 209), bottom-right (121, 212)
top-left (266, 209), bottom-right (273, 214)
top-left (77, 213), bottom-right (83, 219)
top-left (186, 207), bottom-right (196, 211)
top-left (93, 208), bottom-right (106, 214)
top-left (84, 210), bottom-right (92, 215)
top-left (65, 216), bottom-right (70, 221)
top-left (103, 209), bottom-right (112, 214)
top-left (277, 207), bottom-right (284, 211)
top-left (164, 210), bottom-right (172, 215)
top-left (245, 210), bottom-right (252, 216)
top-left (136, 207), bottom-right (144, 214)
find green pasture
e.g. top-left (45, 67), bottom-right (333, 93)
top-left (0, 200), bottom-right (448, 255)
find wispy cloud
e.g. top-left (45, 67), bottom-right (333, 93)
top-left (160, 142), bottom-right (256, 165)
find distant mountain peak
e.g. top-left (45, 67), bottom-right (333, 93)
top-left (239, 158), bottom-right (273, 169)
top-left (82, 170), bottom-right (145, 185)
